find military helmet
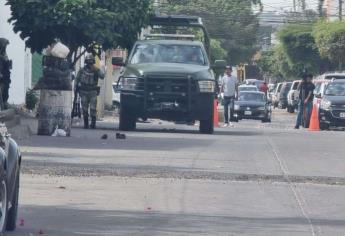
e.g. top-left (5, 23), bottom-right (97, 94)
top-left (85, 54), bottom-right (95, 65)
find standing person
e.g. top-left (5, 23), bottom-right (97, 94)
top-left (221, 66), bottom-right (238, 127)
top-left (259, 81), bottom-right (269, 96)
top-left (75, 54), bottom-right (105, 129)
top-left (0, 38), bottom-right (12, 110)
top-left (295, 74), bottom-right (315, 129)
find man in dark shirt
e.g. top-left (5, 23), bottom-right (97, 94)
top-left (295, 74), bottom-right (315, 129)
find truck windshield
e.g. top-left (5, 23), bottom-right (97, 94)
top-left (130, 44), bottom-right (206, 65)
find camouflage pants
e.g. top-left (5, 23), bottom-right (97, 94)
top-left (79, 90), bottom-right (98, 117)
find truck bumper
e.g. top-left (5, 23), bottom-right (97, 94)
top-left (121, 92), bottom-right (214, 121)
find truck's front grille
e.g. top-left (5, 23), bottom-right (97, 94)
top-left (145, 75), bottom-right (196, 93)
top-left (142, 75), bottom-right (196, 111)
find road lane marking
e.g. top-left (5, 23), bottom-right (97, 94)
top-left (266, 136), bottom-right (319, 236)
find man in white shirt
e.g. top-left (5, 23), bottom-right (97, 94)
top-left (221, 66), bottom-right (238, 127)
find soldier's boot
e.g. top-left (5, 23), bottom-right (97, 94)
top-left (83, 115), bottom-right (89, 129)
top-left (90, 116), bottom-right (96, 129)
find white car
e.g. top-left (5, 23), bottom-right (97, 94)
top-left (272, 83), bottom-right (283, 108)
top-left (238, 84), bottom-right (258, 92)
top-left (315, 72), bottom-right (345, 81)
top-left (287, 80), bottom-right (301, 113)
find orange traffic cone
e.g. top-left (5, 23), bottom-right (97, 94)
top-left (309, 104), bottom-right (320, 131)
top-left (213, 99), bottom-right (219, 127)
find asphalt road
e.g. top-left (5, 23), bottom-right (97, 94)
top-left (8, 110), bottom-right (345, 236)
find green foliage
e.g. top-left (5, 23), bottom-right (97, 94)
top-left (25, 89), bottom-right (38, 110)
top-left (159, 0), bottom-right (261, 64)
top-left (313, 20), bottom-right (345, 69)
top-left (210, 39), bottom-right (227, 62)
top-left (6, 0), bottom-right (153, 63)
top-left (277, 24), bottom-right (322, 75)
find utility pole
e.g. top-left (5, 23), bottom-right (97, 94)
top-left (340, 0), bottom-right (343, 20)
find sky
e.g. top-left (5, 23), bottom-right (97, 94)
top-left (262, 0), bottom-right (319, 12)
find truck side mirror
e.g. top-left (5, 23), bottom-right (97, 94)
top-left (112, 57), bottom-right (125, 67)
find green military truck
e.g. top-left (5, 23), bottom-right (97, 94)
top-left (113, 15), bottom-right (223, 134)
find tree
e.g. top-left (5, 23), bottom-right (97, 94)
top-left (6, 0), bottom-right (153, 64)
top-left (278, 24), bottom-right (323, 75)
top-left (159, 0), bottom-right (262, 64)
top-left (313, 20), bottom-right (345, 70)
top-left (210, 39), bottom-right (227, 62)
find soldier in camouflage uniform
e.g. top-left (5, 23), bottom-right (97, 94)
top-left (75, 54), bottom-right (104, 129)
top-left (0, 38), bottom-right (12, 110)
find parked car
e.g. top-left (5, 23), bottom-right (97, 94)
top-left (277, 82), bottom-right (292, 109)
top-left (0, 124), bottom-right (21, 234)
top-left (287, 80), bottom-right (301, 113)
top-left (318, 79), bottom-right (345, 130)
top-left (315, 72), bottom-right (345, 81)
top-left (233, 91), bottom-right (272, 123)
top-left (238, 84), bottom-right (258, 92)
top-left (268, 83), bottom-right (276, 101)
top-left (245, 79), bottom-right (264, 89)
top-left (272, 83), bottom-right (283, 108)
top-left (313, 80), bottom-right (329, 109)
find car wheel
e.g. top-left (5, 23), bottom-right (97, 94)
top-left (199, 116), bottom-right (214, 134)
top-left (6, 171), bottom-right (19, 231)
top-left (287, 106), bottom-right (294, 113)
top-left (320, 122), bottom-right (329, 131)
top-left (119, 106), bottom-right (136, 131)
top-left (112, 102), bottom-right (120, 115)
top-left (0, 168), bottom-right (7, 236)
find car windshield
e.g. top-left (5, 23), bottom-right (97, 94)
top-left (324, 83), bottom-right (345, 96)
top-left (130, 43), bottom-right (206, 65)
top-left (239, 93), bottom-right (265, 101)
top-left (239, 86), bottom-right (257, 92)
top-left (292, 82), bottom-right (300, 90)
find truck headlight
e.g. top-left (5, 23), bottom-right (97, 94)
top-left (234, 104), bottom-right (240, 110)
top-left (198, 81), bottom-right (215, 93)
top-left (258, 106), bottom-right (266, 111)
top-left (122, 77), bottom-right (137, 90)
top-left (320, 100), bottom-right (331, 110)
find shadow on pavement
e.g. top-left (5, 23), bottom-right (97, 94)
top-left (9, 205), bottom-right (345, 236)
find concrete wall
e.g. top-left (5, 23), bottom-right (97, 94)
top-left (0, 1), bottom-right (32, 105)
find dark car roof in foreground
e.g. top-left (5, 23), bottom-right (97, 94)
top-left (135, 39), bottom-right (204, 46)
top-left (239, 91), bottom-right (265, 95)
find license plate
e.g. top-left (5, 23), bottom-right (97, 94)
top-left (340, 112), bottom-right (345, 118)
top-left (244, 111), bottom-right (252, 116)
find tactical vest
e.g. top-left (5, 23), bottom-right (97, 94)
top-left (79, 68), bottom-right (98, 91)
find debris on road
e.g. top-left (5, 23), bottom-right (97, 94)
top-left (116, 133), bottom-right (126, 140)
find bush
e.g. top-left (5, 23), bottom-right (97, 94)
top-left (25, 89), bottom-right (38, 110)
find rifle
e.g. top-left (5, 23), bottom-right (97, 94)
top-left (71, 87), bottom-right (81, 119)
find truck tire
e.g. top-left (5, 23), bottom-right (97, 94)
top-left (6, 171), bottom-right (19, 231)
top-left (199, 116), bottom-right (214, 134)
top-left (0, 168), bottom-right (7, 236)
top-left (119, 106), bottom-right (136, 131)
